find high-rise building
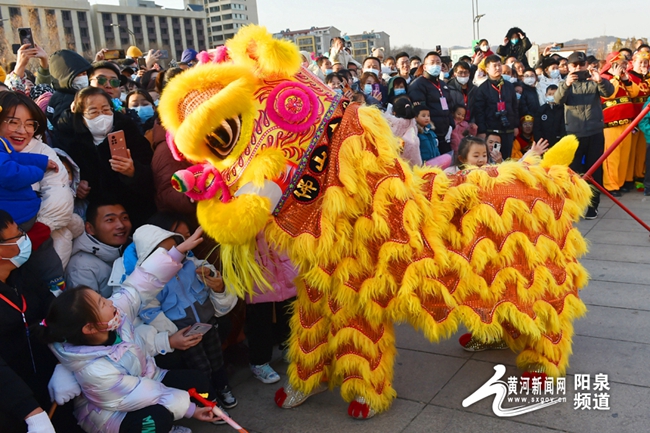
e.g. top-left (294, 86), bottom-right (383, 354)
top-left (346, 31), bottom-right (390, 62)
top-left (0, 0), bottom-right (208, 63)
top-left (0, 0), bottom-right (96, 60)
top-left (273, 26), bottom-right (341, 56)
top-left (90, 0), bottom-right (207, 60)
top-left (204, 0), bottom-right (258, 47)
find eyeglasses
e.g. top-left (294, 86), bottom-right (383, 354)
top-left (83, 107), bottom-right (114, 119)
top-left (91, 76), bottom-right (121, 88)
top-left (2, 118), bottom-right (39, 134)
top-left (0, 228), bottom-right (26, 244)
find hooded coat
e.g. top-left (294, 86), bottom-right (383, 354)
top-left (22, 137), bottom-right (74, 231)
top-left (46, 50), bottom-right (92, 127)
top-left (121, 225), bottom-right (237, 330)
top-left (50, 248), bottom-right (191, 433)
top-left (66, 232), bottom-right (125, 298)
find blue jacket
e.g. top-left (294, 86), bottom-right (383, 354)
top-left (122, 243), bottom-right (214, 328)
top-left (0, 137), bottom-right (47, 224)
top-left (418, 125), bottom-right (440, 161)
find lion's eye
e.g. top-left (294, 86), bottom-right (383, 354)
top-left (205, 116), bottom-right (241, 159)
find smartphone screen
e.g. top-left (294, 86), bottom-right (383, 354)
top-left (158, 49), bottom-right (169, 59)
top-left (18, 28), bottom-right (34, 48)
top-left (372, 83), bottom-right (380, 94)
top-left (108, 131), bottom-right (129, 159)
top-left (104, 49), bottom-right (121, 60)
top-left (137, 57), bottom-right (147, 69)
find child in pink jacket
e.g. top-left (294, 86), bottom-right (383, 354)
top-left (450, 105), bottom-right (478, 153)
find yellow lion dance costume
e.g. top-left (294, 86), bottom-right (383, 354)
top-left (158, 26), bottom-right (592, 418)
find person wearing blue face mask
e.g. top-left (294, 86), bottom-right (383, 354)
top-left (408, 51), bottom-right (454, 154)
top-left (316, 57), bottom-right (333, 82)
top-left (386, 76), bottom-right (409, 108)
top-left (126, 90), bottom-right (157, 134)
top-left (0, 209), bottom-right (84, 433)
top-left (497, 27), bottom-right (532, 69)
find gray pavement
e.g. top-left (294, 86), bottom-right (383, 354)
top-left (182, 192), bottom-right (650, 433)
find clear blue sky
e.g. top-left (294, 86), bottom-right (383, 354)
top-left (110, 0), bottom-right (648, 49)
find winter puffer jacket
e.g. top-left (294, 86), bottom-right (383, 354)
top-left (518, 83), bottom-right (541, 117)
top-left (0, 137), bottom-right (47, 224)
top-left (408, 75), bottom-right (454, 142)
top-left (554, 78), bottom-right (615, 138)
top-left (473, 78), bottom-right (520, 134)
top-left (245, 234), bottom-right (298, 304)
top-left (50, 248), bottom-right (189, 433)
top-left (496, 37), bottom-right (532, 69)
top-left (121, 225), bottom-right (237, 330)
top-left (66, 232), bottom-right (124, 298)
top-left (46, 50), bottom-right (91, 127)
top-left (22, 137), bottom-right (74, 231)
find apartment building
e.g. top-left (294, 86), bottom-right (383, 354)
top-left (204, 0), bottom-right (259, 46)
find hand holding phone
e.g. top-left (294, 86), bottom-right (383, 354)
top-left (18, 28), bottom-right (34, 48)
top-left (183, 323), bottom-right (213, 337)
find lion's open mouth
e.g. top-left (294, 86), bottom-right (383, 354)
top-left (205, 116), bottom-right (242, 159)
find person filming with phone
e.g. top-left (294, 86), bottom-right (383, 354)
top-left (554, 51), bottom-right (615, 220)
top-left (54, 87), bottom-right (155, 228)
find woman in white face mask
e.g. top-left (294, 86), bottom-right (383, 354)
top-left (56, 87), bottom-right (156, 228)
top-left (536, 58), bottom-right (564, 105)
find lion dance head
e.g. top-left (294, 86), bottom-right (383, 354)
top-left (158, 26), bottom-right (346, 295)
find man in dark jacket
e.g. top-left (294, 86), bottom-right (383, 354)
top-left (554, 51), bottom-right (615, 219)
top-left (496, 27), bottom-right (532, 69)
top-left (474, 55), bottom-right (519, 159)
top-left (534, 85), bottom-right (566, 146)
top-left (447, 61), bottom-right (477, 123)
top-left (46, 50), bottom-right (92, 128)
top-left (519, 68), bottom-right (541, 117)
top-left (408, 51), bottom-right (454, 153)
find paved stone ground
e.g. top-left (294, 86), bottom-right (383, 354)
top-left (182, 192), bottom-right (650, 433)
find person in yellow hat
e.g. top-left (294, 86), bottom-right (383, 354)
top-left (512, 114), bottom-right (535, 159)
top-left (126, 46), bottom-right (143, 59)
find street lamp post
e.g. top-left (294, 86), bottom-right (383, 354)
top-left (111, 23), bottom-right (136, 46)
top-left (474, 14), bottom-right (485, 40)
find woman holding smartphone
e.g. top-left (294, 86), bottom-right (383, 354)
top-left (54, 87), bottom-right (156, 228)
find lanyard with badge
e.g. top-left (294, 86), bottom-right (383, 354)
top-left (431, 80), bottom-right (449, 111)
top-left (0, 292), bottom-right (37, 372)
top-left (491, 82), bottom-right (507, 112)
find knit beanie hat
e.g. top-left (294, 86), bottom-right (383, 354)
top-left (127, 46), bottom-right (143, 58)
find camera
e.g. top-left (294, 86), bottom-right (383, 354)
top-left (496, 109), bottom-right (510, 128)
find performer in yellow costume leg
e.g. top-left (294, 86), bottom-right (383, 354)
top-left (599, 52), bottom-right (639, 194)
top-left (628, 52), bottom-right (650, 182)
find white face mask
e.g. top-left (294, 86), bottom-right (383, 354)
top-left (523, 77), bottom-right (536, 86)
top-left (120, 92), bottom-right (127, 102)
top-left (457, 76), bottom-right (470, 85)
top-left (84, 114), bottom-right (114, 144)
top-left (480, 45), bottom-right (489, 52)
top-left (71, 75), bottom-right (89, 90)
top-left (363, 68), bottom-right (380, 77)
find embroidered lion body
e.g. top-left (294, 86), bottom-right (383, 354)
top-left (158, 26), bottom-right (592, 414)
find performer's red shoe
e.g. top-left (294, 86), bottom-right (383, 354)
top-left (347, 396), bottom-right (376, 419)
